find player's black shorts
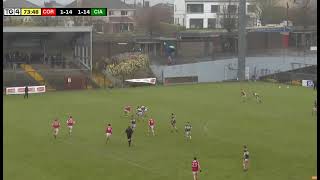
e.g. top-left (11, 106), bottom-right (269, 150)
top-left (127, 135), bottom-right (132, 139)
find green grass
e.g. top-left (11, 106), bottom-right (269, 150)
top-left (4, 82), bottom-right (317, 180)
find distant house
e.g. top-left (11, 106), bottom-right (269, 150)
top-left (174, 0), bottom-right (259, 29)
top-left (66, 0), bottom-right (136, 33)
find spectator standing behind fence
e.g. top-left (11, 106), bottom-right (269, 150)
top-left (24, 86), bottom-right (29, 99)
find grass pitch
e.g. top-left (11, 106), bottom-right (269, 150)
top-left (4, 82), bottom-right (317, 180)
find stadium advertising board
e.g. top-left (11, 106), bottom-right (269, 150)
top-left (125, 78), bottom-right (156, 84)
top-left (5, 85), bottom-right (46, 95)
top-left (302, 80), bottom-right (314, 88)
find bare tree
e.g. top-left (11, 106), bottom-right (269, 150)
top-left (220, 0), bottom-right (238, 32)
top-left (255, 0), bottom-right (287, 25)
top-left (291, 0), bottom-right (315, 27)
top-left (136, 7), bottom-right (162, 36)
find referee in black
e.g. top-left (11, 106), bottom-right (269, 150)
top-left (125, 126), bottom-right (133, 147)
top-left (24, 86), bottom-right (29, 99)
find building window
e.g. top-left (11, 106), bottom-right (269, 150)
top-left (175, 18), bottom-right (179, 25)
top-left (228, 5), bottom-right (237, 14)
top-left (189, 19), bottom-right (203, 29)
top-left (121, 11), bottom-right (128, 16)
top-left (187, 4), bottom-right (204, 13)
top-left (211, 5), bottom-right (219, 13)
top-left (94, 23), bottom-right (103, 33)
top-left (109, 11), bottom-right (114, 16)
top-left (247, 5), bottom-right (255, 13)
top-left (208, 18), bottom-right (217, 29)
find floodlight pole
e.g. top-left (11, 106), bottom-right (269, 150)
top-left (237, 0), bottom-right (246, 80)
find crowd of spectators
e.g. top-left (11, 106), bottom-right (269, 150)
top-left (4, 51), bottom-right (31, 69)
top-left (4, 51), bottom-right (67, 70)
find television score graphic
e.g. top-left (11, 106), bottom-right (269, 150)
top-left (3, 8), bottom-right (107, 16)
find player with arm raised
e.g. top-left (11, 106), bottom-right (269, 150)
top-left (148, 118), bottom-right (156, 136)
top-left (192, 157), bottom-right (201, 180)
top-left (105, 124), bottom-right (112, 144)
top-left (52, 118), bottom-right (60, 139)
top-left (170, 113), bottom-right (178, 133)
top-left (243, 145), bottom-right (250, 171)
top-left (185, 122), bottom-right (192, 140)
top-left (66, 116), bottom-right (76, 135)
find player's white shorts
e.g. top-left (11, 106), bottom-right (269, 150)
top-left (54, 128), bottom-right (59, 134)
top-left (106, 133), bottom-right (112, 138)
top-left (243, 159), bottom-right (249, 163)
top-left (185, 131), bottom-right (191, 137)
top-left (149, 125), bottom-right (154, 130)
top-left (124, 110), bottom-right (130, 113)
top-left (137, 112), bottom-right (143, 116)
top-left (313, 107), bottom-right (317, 112)
top-left (192, 171), bottom-right (199, 175)
top-left (132, 124), bottom-right (136, 129)
top-left (68, 126), bottom-right (73, 129)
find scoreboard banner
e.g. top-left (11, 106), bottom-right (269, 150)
top-left (3, 8), bottom-right (108, 16)
top-left (5, 85), bottom-right (46, 95)
top-left (302, 80), bottom-right (314, 88)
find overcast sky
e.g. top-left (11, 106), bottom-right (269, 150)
top-left (22, 0), bottom-right (174, 6)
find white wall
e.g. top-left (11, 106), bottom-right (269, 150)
top-left (161, 55), bottom-right (317, 83)
top-left (174, 0), bottom-right (186, 26)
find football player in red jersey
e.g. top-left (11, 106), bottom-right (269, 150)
top-left (105, 124), bottom-right (113, 144)
top-left (192, 157), bottom-right (201, 180)
top-left (52, 119), bottom-right (61, 139)
top-left (124, 105), bottom-right (131, 116)
top-left (148, 118), bottom-right (155, 136)
top-left (66, 116), bottom-right (76, 135)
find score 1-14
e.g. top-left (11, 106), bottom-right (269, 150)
top-left (4, 8), bottom-right (21, 16)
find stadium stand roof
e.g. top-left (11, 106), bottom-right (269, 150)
top-left (66, 0), bottom-right (134, 9)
